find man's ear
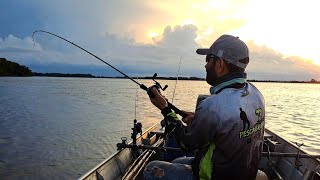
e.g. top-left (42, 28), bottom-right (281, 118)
top-left (216, 58), bottom-right (224, 72)
top-left (218, 59), bottom-right (229, 74)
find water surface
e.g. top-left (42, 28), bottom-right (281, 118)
top-left (0, 77), bottom-right (319, 179)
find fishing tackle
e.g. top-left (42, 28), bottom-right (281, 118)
top-left (32, 30), bottom-right (188, 118)
top-left (147, 73), bottom-right (168, 98)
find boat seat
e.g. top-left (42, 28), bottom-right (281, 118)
top-left (255, 170), bottom-right (268, 180)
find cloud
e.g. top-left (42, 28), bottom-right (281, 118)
top-left (155, 25), bottom-right (198, 49)
top-left (246, 41), bottom-right (320, 81)
top-left (1, 24), bottom-right (203, 77)
top-left (1, 0), bottom-right (319, 81)
top-left (0, 35), bottom-right (41, 52)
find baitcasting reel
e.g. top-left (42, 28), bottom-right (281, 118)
top-left (147, 73), bottom-right (168, 98)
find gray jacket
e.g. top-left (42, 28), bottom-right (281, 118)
top-left (167, 82), bottom-right (265, 179)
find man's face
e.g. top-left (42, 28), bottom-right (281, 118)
top-left (205, 54), bottom-right (218, 86)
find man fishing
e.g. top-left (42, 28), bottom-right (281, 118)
top-left (144, 34), bottom-right (265, 180)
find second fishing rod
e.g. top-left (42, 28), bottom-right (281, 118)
top-left (32, 30), bottom-right (188, 118)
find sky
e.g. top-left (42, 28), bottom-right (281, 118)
top-left (1, 0), bottom-right (320, 81)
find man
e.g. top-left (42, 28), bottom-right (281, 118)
top-left (144, 34), bottom-right (265, 180)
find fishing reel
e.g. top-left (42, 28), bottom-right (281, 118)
top-left (147, 73), bottom-right (188, 119)
top-left (147, 73), bottom-right (168, 98)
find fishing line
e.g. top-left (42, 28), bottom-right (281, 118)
top-left (134, 78), bottom-right (139, 121)
top-left (171, 56), bottom-right (182, 104)
top-left (32, 30), bottom-right (188, 118)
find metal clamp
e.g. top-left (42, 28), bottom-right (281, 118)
top-left (294, 142), bottom-right (304, 170)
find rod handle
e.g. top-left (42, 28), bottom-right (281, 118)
top-left (168, 102), bottom-right (188, 118)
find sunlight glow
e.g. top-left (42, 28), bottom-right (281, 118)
top-left (181, 19), bottom-right (195, 25)
top-left (309, 56), bottom-right (320, 65)
top-left (233, 0), bottom-right (320, 65)
top-left (132, 0), bottom-right (320, 66)
top-left (148, 31), bottom-right (159, 38)
top-left (203, 27), bottom-right (213, 36)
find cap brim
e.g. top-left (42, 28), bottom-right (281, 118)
top-left (196, 48), bottom-right (210, 55)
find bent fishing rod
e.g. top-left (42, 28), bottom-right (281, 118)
top-left (32, 30), bottom-right (188, 118)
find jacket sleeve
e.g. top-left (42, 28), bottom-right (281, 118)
top-left (162, 100), bottom-right (221, 151)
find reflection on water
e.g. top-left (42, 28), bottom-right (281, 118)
top-left (0, 77), bottom-right (319, 179)
top-left (253, 82), bottom-right (320, 154)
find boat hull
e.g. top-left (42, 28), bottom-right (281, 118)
top-left (78, 124), bottom-right (161, 180)
top-left (259, 129), bottom-right (320, 180)
top-left (79, 126), bottom-right (320, 180)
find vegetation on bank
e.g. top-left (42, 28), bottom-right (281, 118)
top-left (0, 57), bottom-right (319, 83)
top-left (0, 58), bottom-right (33, 76)
top-left (31, 74), bottom-right (205, 80)
top-left (33, 72), bottom-right (95, 78)
top-left (32, 74), bottom-right (320, 83)
top-left (100, 76), bottom-right (206, 81)
top-left (97, 76), bottom-right (319, 83)
top-left (248, 79), bottom-right (319, 83)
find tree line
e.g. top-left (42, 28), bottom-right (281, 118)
top-left (0, 58), bottom-right (32, 76)
top-left (0, 57), bottom-right (318, 83)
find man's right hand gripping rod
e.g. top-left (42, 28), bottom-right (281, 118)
top-left (146, 85), bottom-right (188, 118)
top-left (141, 73), bottom-right (189, 119)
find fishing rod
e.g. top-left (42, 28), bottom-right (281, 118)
top-left (32, 30), bottom-right (188, 118)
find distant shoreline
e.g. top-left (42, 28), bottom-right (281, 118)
top-left (24, 72), bottom-right (320, 84)
top-left (1, 58), bottom-right (319, 83)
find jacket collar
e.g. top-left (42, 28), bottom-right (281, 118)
top-left (210, 73), bottom-right (247, 95)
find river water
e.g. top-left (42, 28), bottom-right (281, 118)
top-left (0, 77), bottom-right (319, 179)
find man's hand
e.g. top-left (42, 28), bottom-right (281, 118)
top-left (181, 110), bottom-right (195, 125)
top-left (149, 87), bottom-right (168, 110)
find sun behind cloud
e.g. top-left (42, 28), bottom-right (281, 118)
top-left (148, 31), bottom-right (159, 38)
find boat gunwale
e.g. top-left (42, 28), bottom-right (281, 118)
top-left (78, 123), bottom-right (159, 180)
top-left (79, 125), bottom-right (320, 179)
top-left (265, 128), bottom-right (320, 163)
